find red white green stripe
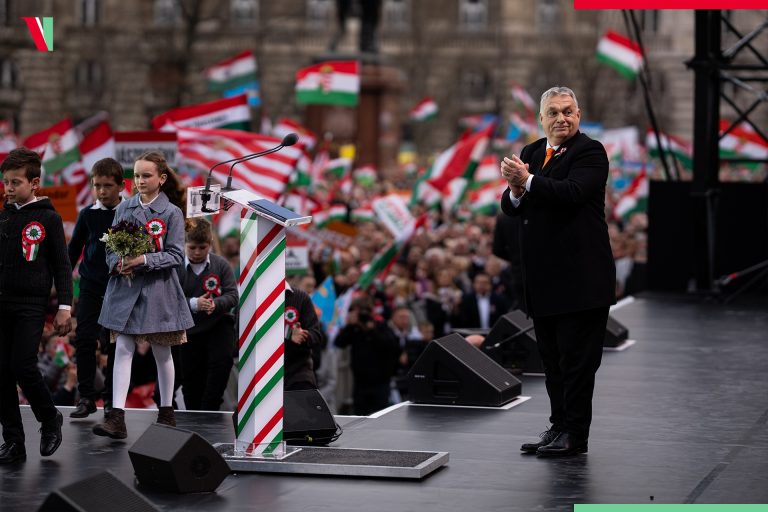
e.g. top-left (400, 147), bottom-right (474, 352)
top-left (596, 30), bottom-right (643, 80)
top-left (719, 120), bottom-right (768, 161)
top-left (205, 50), bottom-right (258, 92)
top-left (409, 97), bottom-right (438, 122)
top-left (152, 94), bottom-right (252, 132)
top-left (273, 118), bottom-right (317, 150)
top-left (353, 165), bottom-right (377, 187)
top-left (469, 181), bottom-right (507, 215)
top-left (357, 215), bottom-right (426, 289)
top-left (324, 157), bottom-right (352, 178)
top-left (295, 61), bottom-right (360, 107)
top-left (351, 206), bottom-right (375, 222)
top-left (613, 170), bottom-right (648, 220)
top-left (236, 213), bottom-right (286, 455)
top-left (426, 124), bottom-right (493, 192)
top-left (646, 130), bottom-right (693, 169)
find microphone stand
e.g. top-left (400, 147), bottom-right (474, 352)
top-left (484, 324), bottom-right (535, 350)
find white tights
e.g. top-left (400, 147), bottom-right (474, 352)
top-left (112, 334), bottom-right (175, 409)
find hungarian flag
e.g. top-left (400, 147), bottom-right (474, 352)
top-left (324, 157), bottom-right (352, 178)
top-left (426, 124), bottom-right (493, 193)
top-left (272, 118), bottom-right (316, 150)
top-left (295, 61), bottom-right (360, 107)
top-left (473, 155), bottom-right (500, 184)
top-left (23, 119), bottom-right (81, 178)
top-left (205, 50), bottom-right (260, 107)
top-left (613, 170), bottom-right (648, 220)
top-left (152, 94), bottom-right (251, 132)
top-left (719, 121), bottom-right (768, 162)
top-left (353, 165), bottom-right (377, 187)
top-left (596, 31), bottom-right (643, 80)
top-left (176, 127), bottom-right (302, 201)
top-left (288, 151), bottom-right (313, 190)
top-left (351, 206), bottom-right (375, 223)
top-left (357, 214), bottom-right (427, 290)
top-left (312, 204), bottom-right (347, 229)
top-left (510, 83), bottom-right (536, 117)
top-left (409, 97), bottom-right (438, 122)
top-left (646, 130), bottom-right (693, 170)
top-left (469, 181), bottom-right (507, 216)
top-left (80, 121), bottom-right (115, 174)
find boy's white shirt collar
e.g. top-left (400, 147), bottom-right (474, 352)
top-left (185, 254), bottom-right (211, 268)
top-left (14, 196), bottom-right (39, 209)
top-left (92, 197), bottom-right (123, 210)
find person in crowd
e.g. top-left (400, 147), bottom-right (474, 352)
top-left (335, 297), bottom-right (400, 415)
top-left (500, 86), bottom-right (615, 457)
top-left (452, 271), bottom-right (509, 330)
top-left (284, 282), bottom-right (327, 390)
top-left (67, 158), bottom-right (124, 418)
top-left (0, 147), bottom-right (72, 464)
top-left (92, 151), bottom-right (193, 439)
top-left (179, 218), bottom-right (238, 411)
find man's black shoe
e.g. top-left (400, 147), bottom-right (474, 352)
top-left (39, 410), bottom-right (63, 457)
top-left (0, 442), bottom-right (26, 464)
top-left (536, 432), bottom-right (588, 457)
top-left (520, 428), bottom-right (561, 454)
top-left (70, 398), bottom-right (97, 418)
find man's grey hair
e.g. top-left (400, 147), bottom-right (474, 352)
top-left (539, 86), bottom-right (579, 114)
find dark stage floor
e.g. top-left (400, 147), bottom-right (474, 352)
top-left (3, 293), bottom-right (768, 511)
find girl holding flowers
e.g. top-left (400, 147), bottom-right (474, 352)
top-left (93, 151), bottom-right (193, 439)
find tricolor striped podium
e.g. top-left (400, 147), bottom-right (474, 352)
top-left (223, 190), bottom-right (311, 457)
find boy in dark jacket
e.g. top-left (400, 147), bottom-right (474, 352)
top-left (179, 218), bottom-right (238, 410)
top-left (67, 158), bottom-right (124, 418)
top-left (0, 148), bottom-right (72, 464)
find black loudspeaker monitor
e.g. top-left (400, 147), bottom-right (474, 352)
top-left (604, 315), bottom-right (629, 347)
top-left (482, 310), bottom-right (543, 373)
top-left (38, 471), bottom-right (159, 511)
top-left (128, 424), bottom-right (229, 493)
top-left (284, 389), bottom-right (338, 445)
top-left (408, 333), bottom-right (522, 406)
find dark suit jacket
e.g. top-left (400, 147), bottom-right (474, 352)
top-left (500, 132), bottom-right (615, 317)
top-left (452, 292), bottom-right (509, 329)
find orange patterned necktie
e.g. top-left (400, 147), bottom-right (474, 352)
top-left (543, 147), bottom-right (555, 167)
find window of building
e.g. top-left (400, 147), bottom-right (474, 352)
top-left (306, 0), bottom-right (333, 30)
top-left (155, 0), bottom-right (181, 25)
top-left (383, 0), bottom-right (409, 31)
top-left (75, 60), bottom-right (103, 90)
top-left (0, 59), bottom-right (18, 90)
top-left (461, 68), bottom-right (491, 101)
top-left (80, 0), bottom-right (99, 27)
top-left (639, 10), bottom-right (660, 33)
top-left (459, 0), bottom-right (487, 32)
top-left (536, 0), bottom-right (559, 32)
top-left (0, 0), bottom-right (11, 26)
top-left (231, 0), bottom-right (258, 25)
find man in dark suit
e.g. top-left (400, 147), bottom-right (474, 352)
top-left (499, 86), bottom-right (615, 457)
top-left (452, 272), bottom-right (509, 330)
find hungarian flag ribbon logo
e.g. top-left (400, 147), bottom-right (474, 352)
top-left (22, 221), bottom-right (46, 262)
top-left (202, 274), bottom-right (222, 296)
top-left (284, 306), bottom-right (300, 340)
top-left (145, 218), bottom-right (167, 252)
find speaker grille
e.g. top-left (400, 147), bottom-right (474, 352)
top-left (42, 471), bottom-right (158, 511)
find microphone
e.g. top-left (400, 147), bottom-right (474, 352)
top-left (484, 324), bottom-right (535, 350)
top-left (200, 133), bottom-right (299, 212)
top-left (223, 133), bottom-right (299, 192)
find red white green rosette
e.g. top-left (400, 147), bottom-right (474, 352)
top-left (202, 274), bottom-right (222, 296)
top-left (145, 218), bottom-right (167, 252)
top-left (284, 306), bottom-right (299, 339)
top-left (21, 221), bottom-right (46, 262)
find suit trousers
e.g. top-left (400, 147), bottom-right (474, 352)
top-left (72, 287), bottom-right (105, 400)
top-left (180, 319), bottom-right (235, 411)
top-left (533, 306), bottom-right (609, 440)
top-left (0, 302), bottom-right (59, 443)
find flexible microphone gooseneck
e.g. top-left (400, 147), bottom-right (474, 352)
top-left (199, 133), bottom-right (299, 212)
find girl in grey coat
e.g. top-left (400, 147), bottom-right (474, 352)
top-left (93, 151), bottom-right (194, 439)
